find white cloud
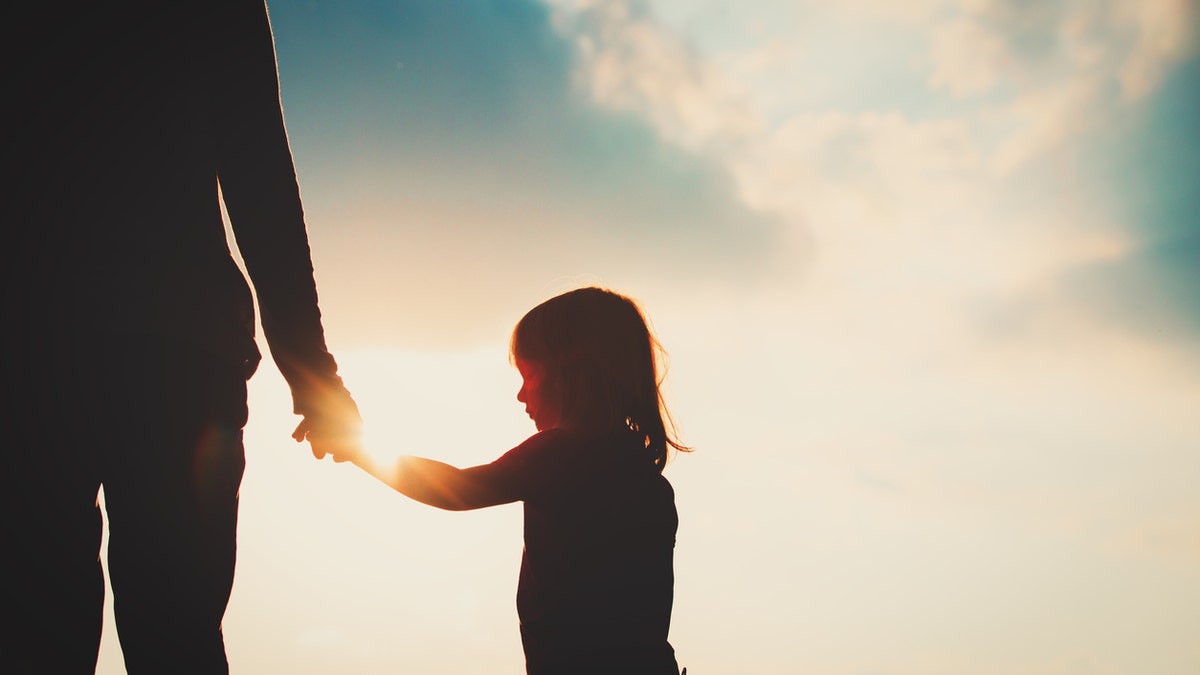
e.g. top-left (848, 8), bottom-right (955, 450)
top-left (1114, 0), bottom-right (1200, 99)
top-left (556, 0), bottom-right (760, 153)
top-left (987, 76), bottom-right (1107, 176)
top-left (928, 0), bottom-right (1199, 167)
top-left (928, 17), bottom-right (1013, 96)
top-left (540, 3), bottom-right (1199, 280)
top-left (734, 111), bottom-right (983, 222)
top-left (544, 0), bottom-right (1199, 282)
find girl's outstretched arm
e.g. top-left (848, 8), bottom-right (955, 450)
top-left (348, 452), bottom-right (518, 511)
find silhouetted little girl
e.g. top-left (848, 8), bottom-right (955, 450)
top-left (340, 286), bottom-right (687, 675)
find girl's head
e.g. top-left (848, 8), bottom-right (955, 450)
top-left (510, 286), bottom-right (688, 469)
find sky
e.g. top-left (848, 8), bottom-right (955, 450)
top-left (94, 1), bottom-right (1200, 673)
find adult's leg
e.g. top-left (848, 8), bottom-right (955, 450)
top-left (101, 344), bottom-right (248, 675)
top-left (0, 351), bottom-right (107, 674)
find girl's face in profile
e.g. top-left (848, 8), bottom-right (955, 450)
top-left (516, 357), bottom-right (561, 431)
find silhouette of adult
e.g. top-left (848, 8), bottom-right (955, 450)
top-left (2, 2), bottom-right (360, 672)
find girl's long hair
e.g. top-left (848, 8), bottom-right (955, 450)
top-left (510, 286), bottom-right (689, 470)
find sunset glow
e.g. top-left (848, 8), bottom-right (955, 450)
top-left (85, 1), bottom-right (1200, 673)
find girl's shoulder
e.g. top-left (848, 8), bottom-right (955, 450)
top-left (528, 426), bottom-right (636, 450)
top-left (496, 428), bottom-right (572, 466)
top-left (509, 427), bottom-right (590, 457)
top-left (497, 427), bottom-right (666, 499)
top-left (503, 427), bottom-right (631, 467)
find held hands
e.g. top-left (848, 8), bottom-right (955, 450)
top-left (291, 386), bottom-right (364, 463)
top-left (292, 415), bottom-right (363, 463)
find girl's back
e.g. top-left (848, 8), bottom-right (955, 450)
top-left (491, 427), bottom-right (679, 674)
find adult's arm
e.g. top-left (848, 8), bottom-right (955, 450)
top-left (210, 0), bottom-right (356, 423)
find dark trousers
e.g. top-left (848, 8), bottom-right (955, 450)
top-left (1, 340), bottom-right (248, 674)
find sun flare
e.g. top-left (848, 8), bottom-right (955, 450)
top-left (336, 346), bottom-right (534, 471)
